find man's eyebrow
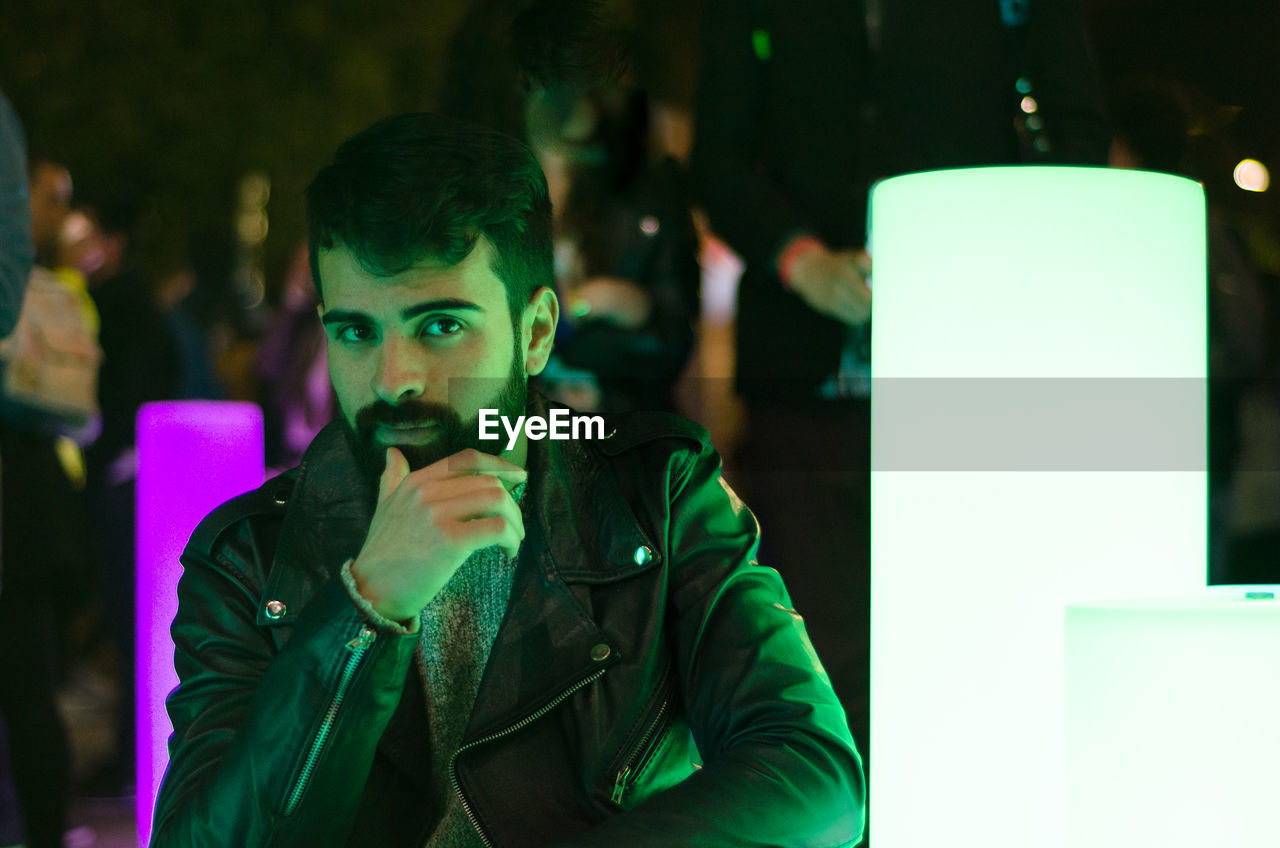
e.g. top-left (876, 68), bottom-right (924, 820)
top-left (319, 299), bottom-right (484, 328)
top-left (319, 309), bottom-right (370, 327)
top-left (401, 298), bottom-right (484, 321)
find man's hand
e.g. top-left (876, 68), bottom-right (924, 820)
top-left (350, 447), bottom-right (527, 622)
top-left (787, 244), bottom-right (872, 326)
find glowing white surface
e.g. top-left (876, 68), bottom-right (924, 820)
top-left (869, 167), bottom-right (1207, 848)
top-left (1065, 592), bottom-right (1280, 847)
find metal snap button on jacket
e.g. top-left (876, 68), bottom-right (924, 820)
top-left (590, 643), bottom-right (611, 662)
top-left (264, 600), bottom-right (287, 620)
top-left (633, 545), bottom-right (653, 567)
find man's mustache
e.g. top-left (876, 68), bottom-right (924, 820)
top-left (354, 400), bottom-right (462, 429)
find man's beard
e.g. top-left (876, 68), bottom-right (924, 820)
top-left (346, 347), bottom-right (528, 483)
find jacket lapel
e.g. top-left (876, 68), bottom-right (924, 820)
top-left (461, 413), bottom-right (652, 742)
top-left (264, 421), bottom-right (375, 623)
top-left (460, 515), bottom-right (615, 743)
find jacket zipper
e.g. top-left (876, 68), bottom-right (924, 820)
top-left (450, 668), bottom-right (607, 848)
top-left (610, 695), bottom-right (672, 805)
top-left (283, 624), bottom-right (377, 816)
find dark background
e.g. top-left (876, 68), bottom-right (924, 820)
top-left (1088, 0), bottom-right (1280, 267)
top-left (4, 0), bottom-right (1277, 301)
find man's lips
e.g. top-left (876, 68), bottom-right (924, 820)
top-left (373, 422), bottom-right (440, 446)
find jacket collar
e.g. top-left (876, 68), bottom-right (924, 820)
top-left (262, 420), bottom-right (377, 624)
top-left (523, 393), bottom-right (662, 586)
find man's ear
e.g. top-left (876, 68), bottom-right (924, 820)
top-left (522, 286), bottom-right (559, 376)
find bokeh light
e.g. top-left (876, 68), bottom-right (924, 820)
top-left (1233, 158), bottom-right (1270, 193)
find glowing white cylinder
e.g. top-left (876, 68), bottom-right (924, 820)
top-left (869, 167), bottom-right (1207, 848)
top-left (1065, 591), bottom-right (1280, 847)
top-left (136, 402), bottom-right (263, 846)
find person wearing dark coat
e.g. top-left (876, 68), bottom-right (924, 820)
top-left (691, 2), bottom-right (1109, 830)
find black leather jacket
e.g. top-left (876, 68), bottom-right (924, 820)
top-left (151, 403), bottom-right (865, 847)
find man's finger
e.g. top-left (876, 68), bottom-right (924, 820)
top-left (436, 483), bottom-right (527, 538)
top-left (432, 448), bottom-right (529, 483)
top-left (379, 447), bottom-right (411, 503)
top-left (461, 515), bottom-right (525, 561)
top-left (496, 510), bottom-right (525, 561)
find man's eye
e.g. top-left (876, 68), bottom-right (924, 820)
top-left (337, 324), bottom-right (375, 343)
top-left (421, 317), bottom-right (463, 337)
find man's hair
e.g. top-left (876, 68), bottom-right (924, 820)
top-left (305, 112), bottom-right (553, 322)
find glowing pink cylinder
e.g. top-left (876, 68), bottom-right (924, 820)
top-left (136, 401), bottom-right (263, 845)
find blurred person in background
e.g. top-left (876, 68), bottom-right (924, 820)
top-left (691, 3), bottom-right (1109, 842)
top-left (258, 243), bottom-right (335, 472)
top-left (24, 158), bottom-right (71, 274)
top-left (56, 206), bottom-right (106, 283)
top-left (0, 155), bottom-right (103, 848)
top-left (0, 86), bottom-right (33, 848)
top-left (159, 225), bottom-right (234, 402)
top-left (82, 186), bottom-right (183, 798)
top-left (0, 90), bottom-right (31, 340)
top-left (441, 0), bottom-right (701, 414)
top-left (527, 82), bottom-right (700, 413)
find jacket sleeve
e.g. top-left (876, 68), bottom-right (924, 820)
top-left (150, 515), bottom-right (420, 848)
top-left (553, 440), bottom-right (866, 847)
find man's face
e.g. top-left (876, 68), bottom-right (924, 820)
top-left (318, 237), bottom-right (528, 477)
top-left (29, 163), bottom-right (72, 263)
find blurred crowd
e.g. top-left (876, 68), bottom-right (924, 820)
top-left (2, 1), bottom-right (1279, 846)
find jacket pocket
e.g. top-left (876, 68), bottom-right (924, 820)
top-left (609, 688), bottom-right (675, 807)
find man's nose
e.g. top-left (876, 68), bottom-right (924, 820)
top-left (371, 336), bottom-right (426, 403)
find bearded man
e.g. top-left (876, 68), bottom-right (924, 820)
top-left (151, 112), bottom-right (864, 847)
